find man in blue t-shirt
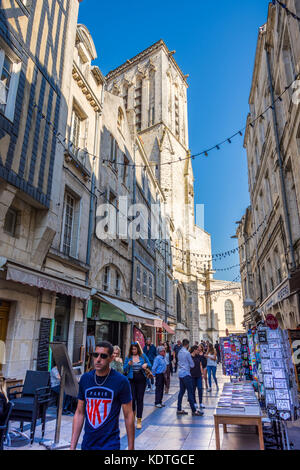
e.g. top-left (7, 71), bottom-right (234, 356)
top-left (70, 341), bottom-right (135, 450)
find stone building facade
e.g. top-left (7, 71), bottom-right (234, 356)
top-left (105, 40), bottom-right (214, 345)
top-left (0, 0), bottom-right (84, 378)
top-left (237, 0), bottom-right (300, 330)
top-left (0, 3), bottom-right (244, 377)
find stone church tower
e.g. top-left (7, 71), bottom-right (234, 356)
top-left (106, 40), bottom-right (212, 344)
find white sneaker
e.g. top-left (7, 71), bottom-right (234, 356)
top-left (200, 404), bottom-right (205, 409)
top-left (207, 388), bottom-right (212, 392)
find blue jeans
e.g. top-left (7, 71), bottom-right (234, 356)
top-left (207, 366), bottom-right (218, 389)
top-left (177, 375), bottom-right (196, 413)
top-left (192, 377), bottom-right (203, 405)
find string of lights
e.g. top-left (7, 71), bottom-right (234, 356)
top-left (273, 0), bottom-right (300, 22)
top-left (32, 71), bottom-right (299, 171)
top-left (168, 213), bottom-right (268, 261)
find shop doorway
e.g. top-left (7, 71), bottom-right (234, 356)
top-left (86, 320), bottom-right (126, 370)
top-left (53, 294), bottom-right (71, 346)
top-left (0, 300), bottom-right (10, 372)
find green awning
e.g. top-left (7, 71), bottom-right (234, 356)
top-left (99, 302), bottom-right (127, 323)
top-left (87, 299), bottom-right (127, 323)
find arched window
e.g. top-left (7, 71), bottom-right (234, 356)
top-left (117, 107), bottom-right (124, 133)
top-left (225, 300), bottom-right (235, 326)
top-left (177, 289), bottom-right (182, 324)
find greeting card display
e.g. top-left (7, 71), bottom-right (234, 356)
top-left (256, 325), bottom-right (299, 421)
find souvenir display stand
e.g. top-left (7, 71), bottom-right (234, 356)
top-left (220, 334), bottom-right (252, 381)
top-left (219, 324), bottom-right (300, 450)
top-left (214, 381), bottom-right (264, 450)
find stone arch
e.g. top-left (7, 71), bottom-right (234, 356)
top-left (96, 263), bottom-right (128, 297)
top-left (77, 24), bottom-right (97, 62)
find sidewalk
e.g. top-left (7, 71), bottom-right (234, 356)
top-left (4, 367), bottom-right (300, 450)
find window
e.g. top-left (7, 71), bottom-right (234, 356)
top-left (115, 272), bottom-right (121, 297)
top-left (61, 191), bottom-right (81, 258)
top-left (225, 300), bottom-right (235, 326)
top-left (175, 94), bottom-right (179, 137)
top-left (135, 79), bottom-right (142, 132)
top-left (122, 154), bottom-right (129, 186)
top-left (136, 266), bottom-right (141, 293)
top-left (142, 271), bottom-right (147, 296)
top-left (0, 50), bottom-right (21, 121)
top-left (103, 266), bottom-right (110, 292)
top-left (70, 108), bottom-right (82, 149)
top-left (176, 290), bottom-right (182, 324)
top-left (123, 85), bottom-right (128, 110)
top-left (4, 207), bottom-right (17, 237)
top-left (117, 107), bottom-right (124, 134)
top-left (274, 248), bottom-right (282, 285)
top-left (62, 193), bottom-right (74, 255)
top-left (109, 134), bottom-right (118, 171)
top-left (149, 275), bottom-right (153, 299)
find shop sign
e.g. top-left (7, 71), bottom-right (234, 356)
top-left (266, 314), bottom-right (278, 330)
top-left (277, 283), bottom-right (290, 303)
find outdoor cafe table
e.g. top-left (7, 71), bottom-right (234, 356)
top-left (214, 383), bottom-right (264, 451)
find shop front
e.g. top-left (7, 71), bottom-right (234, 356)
top-left (86, 296), bottom-right (128, 367)
top-left (260, 272), bottom-right (300, 329)
top-left (0, 262), bottom-right (90, 379)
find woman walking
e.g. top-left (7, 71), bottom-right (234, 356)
top-left (190, 346), bottom-right (205, 410)
top-left (124, 342), bottom-right (151, 429)
top-left (111, 345), bottom-right (124, 374)
top-left (205, 343), bottom-right (219, 392)
top-left (163, 342), bottom-right (172, 394)
top-left (0, 379), bottom-right (8, 449)
top-left (198, 344), bottom-right (208, 389)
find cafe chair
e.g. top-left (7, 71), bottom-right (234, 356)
top-left (7, 370), bottom-right (51, 445)
top-left (0, 401), bottom-right (14, 450)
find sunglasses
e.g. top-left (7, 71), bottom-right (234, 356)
top-left (91, 352), bottom-right (109, 359)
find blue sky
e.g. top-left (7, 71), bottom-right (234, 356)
top-left (78, 0), bottom-right (270, 281)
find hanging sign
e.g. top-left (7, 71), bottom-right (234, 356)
top-left (266, 314), bottom-right (279, 330)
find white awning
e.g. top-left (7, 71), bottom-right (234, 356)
top-left (98, 294), bottom-right (163, 327)
top-left (6, 264), bottom-right (90, 300)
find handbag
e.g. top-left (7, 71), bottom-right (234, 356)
top-left (142, 355), bottom-right (154, 380)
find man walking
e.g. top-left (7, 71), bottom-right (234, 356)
top-left (143, 338), bottom-right (157, 391)
top-left (70, 341), bottom-right (135, 450)
top-left (173, 340), bottom-right (182, 374)
top-left (215, 341), bottom-right (221, 364)
top-left (177, 339), bottom-right (203, 416)
top-left (152, 346), bottom-right (167, 408)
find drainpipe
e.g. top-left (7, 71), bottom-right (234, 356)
top-left (265, 47), bottom-right (296, 270)
top-left (85, 85), bottom-right (105, 284)
top-left (129, 144), bottom-right (137, 345)
top-left (130, 144), bottom-right (137, 302)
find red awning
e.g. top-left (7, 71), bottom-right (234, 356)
top-left (163, 322), bottom-right (175, 335)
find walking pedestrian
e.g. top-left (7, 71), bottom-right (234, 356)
top-left (70, 341), bottom-right (134, 451)
top-left (111, 345), bottom-right (124, 374)
top-left (198, 344), bottom-right (208, 389)
top-left (152, 346), bottom-right (167, 408)
top-left (143, 338), bottom-right (157, 391)
top-left (124, 342), bottom-right (152, 430)
top-left (205, 343), bottom-right (219, 392)
top-left (190, 346), bottom-right (205, 410)
top-left (173, 340), bottom-right (182, 373)
top-left (214, 341), bottom-right (221, 364)
top-left (177, 339), bottom-right (203, 416)
top-left (163, 342), bottom-right (172, 393)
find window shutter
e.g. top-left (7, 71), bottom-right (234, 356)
top-left (70, 198), bottom-right (82, 259)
